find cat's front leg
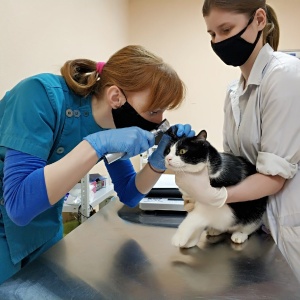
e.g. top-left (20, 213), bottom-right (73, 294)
top-left (172, 210), bottom-right (205, 248)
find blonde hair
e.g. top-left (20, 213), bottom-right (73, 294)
top-left (202, 0), bottom-right (280, 50)
top-left (60, 45), bottom-right (185, 111)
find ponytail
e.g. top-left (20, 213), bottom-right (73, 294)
top-left (263, 4), bottom-right (280, 51)
top-left (60, 59), bottom-right (99, 97)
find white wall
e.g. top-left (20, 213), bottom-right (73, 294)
top-left (0, 0), bottom-right (129, 98)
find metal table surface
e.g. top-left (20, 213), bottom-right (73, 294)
top-left (1, 199), bottom-right (300, 300)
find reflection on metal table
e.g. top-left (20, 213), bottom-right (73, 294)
top-left (1, 199), bottom-right (299, 300)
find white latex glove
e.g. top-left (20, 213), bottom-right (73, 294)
top-left (175, 166), bottom-right (228, 208)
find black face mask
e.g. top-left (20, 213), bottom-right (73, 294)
top-left (112, 101), bottom-right (159, 131)
top-left (211, 14), bottom-right (262, 67)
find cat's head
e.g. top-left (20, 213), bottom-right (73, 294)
top-left (164, 129), bottom-right (210, 173)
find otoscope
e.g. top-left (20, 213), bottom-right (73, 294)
top-left (104, 118), bottom-right (171, 164)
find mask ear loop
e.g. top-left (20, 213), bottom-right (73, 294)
top-left (248, 10), bottom-right (263, 44)
top-left (119, 88), bottom-right (128, 102)
top-left (238, 12), bottom-right (256, 37)
top-left (117, 88), bottom-right (131, 110)
top-left (247, 13), bottom-right (255, 26)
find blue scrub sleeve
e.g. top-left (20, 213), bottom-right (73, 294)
top-left (105, 159), bottom-right (145, 207)
top-left (3, 149), bottom-right (51, 226)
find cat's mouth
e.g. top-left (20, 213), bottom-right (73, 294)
top-left (165, 161), bottom-right (184, 171)
top-left (166, 160), bottom-right (207, 173)
top-left (165, 161), bottom-right (175, 169)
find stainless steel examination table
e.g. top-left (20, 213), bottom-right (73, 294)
top-left (1, 199), bottom-right (299, 300)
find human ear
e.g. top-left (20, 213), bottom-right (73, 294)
top-left (255, 8), bottom-right (267, 30)
top-left (106, 86), bottom-right (125, 109)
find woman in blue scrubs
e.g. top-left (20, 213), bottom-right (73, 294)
top-left (0, 45), bottom-right (195, 283)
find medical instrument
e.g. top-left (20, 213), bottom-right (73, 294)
top-left (104, 119), bottom-right (170, 164)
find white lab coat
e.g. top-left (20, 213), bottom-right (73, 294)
top-left (223, 44), bottom-right (300, 282)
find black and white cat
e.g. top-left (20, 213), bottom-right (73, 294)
top-left (164, 129), bottom-right (267, 248)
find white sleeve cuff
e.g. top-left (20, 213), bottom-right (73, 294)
top-left (257, 151), bottom-right (298, 179)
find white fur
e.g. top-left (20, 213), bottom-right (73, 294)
top-left (207, 161), bottom-right (222, 179)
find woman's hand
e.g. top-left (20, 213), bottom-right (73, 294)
top-left (175, 124), bottom-right (195, 138)
top-left (84, 127), bottom-right (155, 159)
top-left (148, 124), bottom-right (195, 171)
top-left (175, 166), bottom-right (228, 208)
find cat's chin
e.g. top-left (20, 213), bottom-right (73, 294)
top-left (166, 165), bottom-right (180, 172)
top-left (165, 162), bottom-right (183, 171)
top-left (190, 164), bottom-right (207, 173)
top-left (166, 161), bottom-right (207, 173)
top-left (166, 165), bottom-right (200, 174)
top-left (173, 165), bottom-right (206, 174)
top-left (165, 161), bottom-right (207, 173)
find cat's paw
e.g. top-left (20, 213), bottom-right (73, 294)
top-left (206, 228), bottom-right (222, 236)
top-left (231, 232), bottom-right (248, 244)
top-left (172, 231), bottom-right (199, 248)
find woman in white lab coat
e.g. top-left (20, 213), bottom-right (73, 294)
top-left (176, 0), bottom-right (300, 282)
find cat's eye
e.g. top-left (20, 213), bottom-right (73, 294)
top-left (179, 149), bottom-right (187, 155)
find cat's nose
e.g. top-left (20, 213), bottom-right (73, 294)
top-left (166, 155), bottom-right (172, 162)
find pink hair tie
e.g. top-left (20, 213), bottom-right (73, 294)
top-left (96, 62), bottom-right (106, 74)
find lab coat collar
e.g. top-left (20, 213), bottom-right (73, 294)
top-left (228, 43), bottom-right (274, 96)
top-left (227, 44), bottom-right (274, 127)
top-left (247, 43), bottom-right (274, 86)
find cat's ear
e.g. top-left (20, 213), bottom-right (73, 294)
top-left (195, 130), bottom-right (207, 141)
top-left (166, 126), bottom-right (180, 142)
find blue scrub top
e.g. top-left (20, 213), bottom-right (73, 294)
top-left (0, 74), bottom-right (103, 265)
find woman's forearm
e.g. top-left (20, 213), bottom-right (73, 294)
top-left (135, 163), bottom-right (162, 194)
top-left (226, 173), bottom-right (286, 203)
top-left (44, 141), bottom-right (99, 205)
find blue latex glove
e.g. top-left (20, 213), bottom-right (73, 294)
top-left (84, 127), bottom-right (155, 159)
top-left (148, 124), bottom-right (195, 171)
